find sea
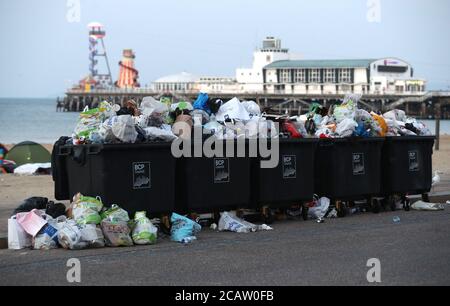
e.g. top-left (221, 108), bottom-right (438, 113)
top-left (0, 98), bottom-right (449, 144)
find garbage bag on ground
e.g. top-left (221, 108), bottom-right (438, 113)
top-left (79, 224), bottom-right (105, 248)
top-left (308, 197), bottom-right (330, 220)
top-left (132, 211), bottom-right (158, 245)
top-left (218, 212), bottom-right (273, 233)
top-left (14, 163), bottom-right (52, 175)
top-left (170, 213), bottom-right (201, 243)
top-left (218, 212), bottom-right (257, 233)
top-left (112, 115), bottom-right (138, 143)
top-left (33, 223), bottom-right (59, 250)
top-left (193, 92), bottom-right (211, 115)
top-left (71, 193), bottom-right (103, 225)
top-left (15, 209), bottom-right (48, 237)
top-left (100, 204), bottom-right (130, 222)
top-left (216, 97), bottom-right (251, 122)
top-left (101, 219), bottom-right (133, 247)
top-left (411, 201), bottom-right (445, 211)
top-left (58, 219), bottom-right (89, 250)
top-left (241, 101), bottom-right (261, 118)
top-left (8, 215), bottom-right (32, 249)
top-left (45, 201), bottom-right (66, 219)
top-left (12, 197), bottom-right (48, 216)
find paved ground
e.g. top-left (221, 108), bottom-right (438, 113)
top-left (1, 208), bottom-right (449, 286)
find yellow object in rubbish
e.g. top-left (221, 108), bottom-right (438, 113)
top-left (371, 112), bottom-right (388, 137)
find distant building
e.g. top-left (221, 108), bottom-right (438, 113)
top-left (151, 37), bottom-right (426, 95)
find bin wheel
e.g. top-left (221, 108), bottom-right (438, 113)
top-left (389, 198), bottom-right (397, 212)
top-left (336, 201), bottom-right (347, 218)
top-left (262, 208), bottom-right (275, 225)
top-left (371, 198), bottom-right (381, 214)
top-left (301, 204), bottom-right (309, 221)
top-left (403, 199), bottom-right (411, 212)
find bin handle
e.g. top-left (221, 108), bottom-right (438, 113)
top-left (58, 146), bottom-right (71, 156)
top-left (88, 145), bottom-right (103, 155)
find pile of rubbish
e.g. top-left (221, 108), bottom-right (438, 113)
top-left (8, 195), bottom-right (162, 250)
top-left (69, 93), bottom-right (431, 145)
top-left (297, 94), bottom-right (432, 138)
top-left (8, 195), bottom-right (274, 250)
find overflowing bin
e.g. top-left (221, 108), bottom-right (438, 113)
top-left (179, 140), bottom-right (252, 213)
top-left (380, 136), bottom-right (435, 210)
top-left (314, 138), bottom-right (384, 201)
top-left (54, 142), bottom-right (177, 215)
top-left (252, 139), bottom-right (318, 207)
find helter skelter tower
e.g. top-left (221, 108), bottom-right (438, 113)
top-left (87, 22), bottom-right (113, 88)
top-left (116, 49), bottom-right (140, 88)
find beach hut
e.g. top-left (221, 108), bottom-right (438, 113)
top-left (5, 141), bottom-right (51, 167)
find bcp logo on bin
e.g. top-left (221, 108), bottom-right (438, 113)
top-left (214, 158), bottom-right (230, 184)
top-left (132, 162), bottom-right (151, 189)
top-left (408, 151), bottom-right (419, 172)
top-left (282, 155), bottom-right (297, 179)
top-left (352, 153), bottom-right (365, 176)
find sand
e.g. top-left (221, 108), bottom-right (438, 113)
top-left (1, 137), bottom-right (449, 236)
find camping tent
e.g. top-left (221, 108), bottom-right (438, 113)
top-left (5, 141), bottom-right (51, 167)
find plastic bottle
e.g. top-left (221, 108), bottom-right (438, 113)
top-left (181, 236), bottom-right (197, 244)
top-left (393, 216), bottom-right (401, 223)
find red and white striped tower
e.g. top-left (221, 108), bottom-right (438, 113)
top-left (116, 49), bottom-right (140, 88)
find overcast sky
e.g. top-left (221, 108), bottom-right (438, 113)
top-left (0, 0), bottom-right (449, 97)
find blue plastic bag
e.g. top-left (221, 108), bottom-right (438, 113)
top-left (354, 122), bottom-right (370, 137)
top-left (170, 213), bottom-right (202, 243)
top-left (193, 93), bottom-right (211, 115)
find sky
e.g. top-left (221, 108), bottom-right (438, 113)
top-left (0, 0), bottom-right (449, 98)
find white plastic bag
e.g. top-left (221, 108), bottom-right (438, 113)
top-left (132, 211), bottom-right (158, 245)
top-left (336, 118), bottom-right (358, 137)
top-left (216, 97), bottom-right (250, 122)
top-left (218, 212), bottom-right (258, 233)
top-left (8, 216), bottom-right (32, 249)
top-left (411, 201), bottom-right (445, 211)
top-left (241, 101), bottom-right (261, 117)
top-left (141, 97), bottom-right (169, 117)
top-left (112, 115), bottom-right (138, 143)
top-left (79, 224), bottom-right (105, 248)
top-left (58, 219), bottom-right (89, 250)
top-left (144, 124), bottom-right (177, 141)
top-left (383, 109), bottom-right (406, 122)
top-left (33, 223), bottom-right (59, 250)
top-left (308, 197), bottom-right (330, 220)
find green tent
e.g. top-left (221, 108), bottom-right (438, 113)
top-left (5, 141), bottom-right (51, 167)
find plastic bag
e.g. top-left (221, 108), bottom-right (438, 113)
top-left (101, 220), bottom-right (133, 247)
top-left (98, 116), bottom-right (119, 143)
top-left (12, 197), bottom-right (48, 216)
top-left (170, 101), bottom-right (193, 112)
top-left (15, 209), bottom-right (48, 237)
top-left (145, 124), bottom-right (177, 141)
top-left (71, 193), bottom-right (103, 225)
top-left (79, 224), bottom-right (105, 248)
top-left (33, 223), bottom-right (59, 250)
top-left (241, 101), bottom-right (261, 118)
top-left (8, 215), bottom-right (32, 249)
top-left (73, 107), bottom-right (102, 139)
top-left (383, 109), bottom-right (406, 122)
top-left (100, 204), bottom-right (130, 223)
top-left (170, 213), bottom-right (201, 243)
top-left (335, 118), bottom-right (358, 137)
top-left (216, 97), bottom-right (251, 122)
top-left (132, 211), bottom-right (158, 245)
top-left (172, 115), bottom-right (193, 139)
top-left (218, 212), bottom-right (258, 233)
top-left (308, 197), bottom-right (330, 220)
top-left (371, 112), bottom-right (388, 137)
top-left (333, 94), bottom-right (359, 124)
top-left (141, 97), bottom-right (169, 117)
top-left (112, 115), bottom-right (138, 143)
top-left (58, 219), bottom-right (89, 250)
top-left (45, 201), bottom-right (66, 219)
top-left (411, 201), bottom-right (445, 211)
top-left (193, 92), bottom-right (211, 115)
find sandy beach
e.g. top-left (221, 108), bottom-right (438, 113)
top-left (1, 137), bottom-right (449, 236)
